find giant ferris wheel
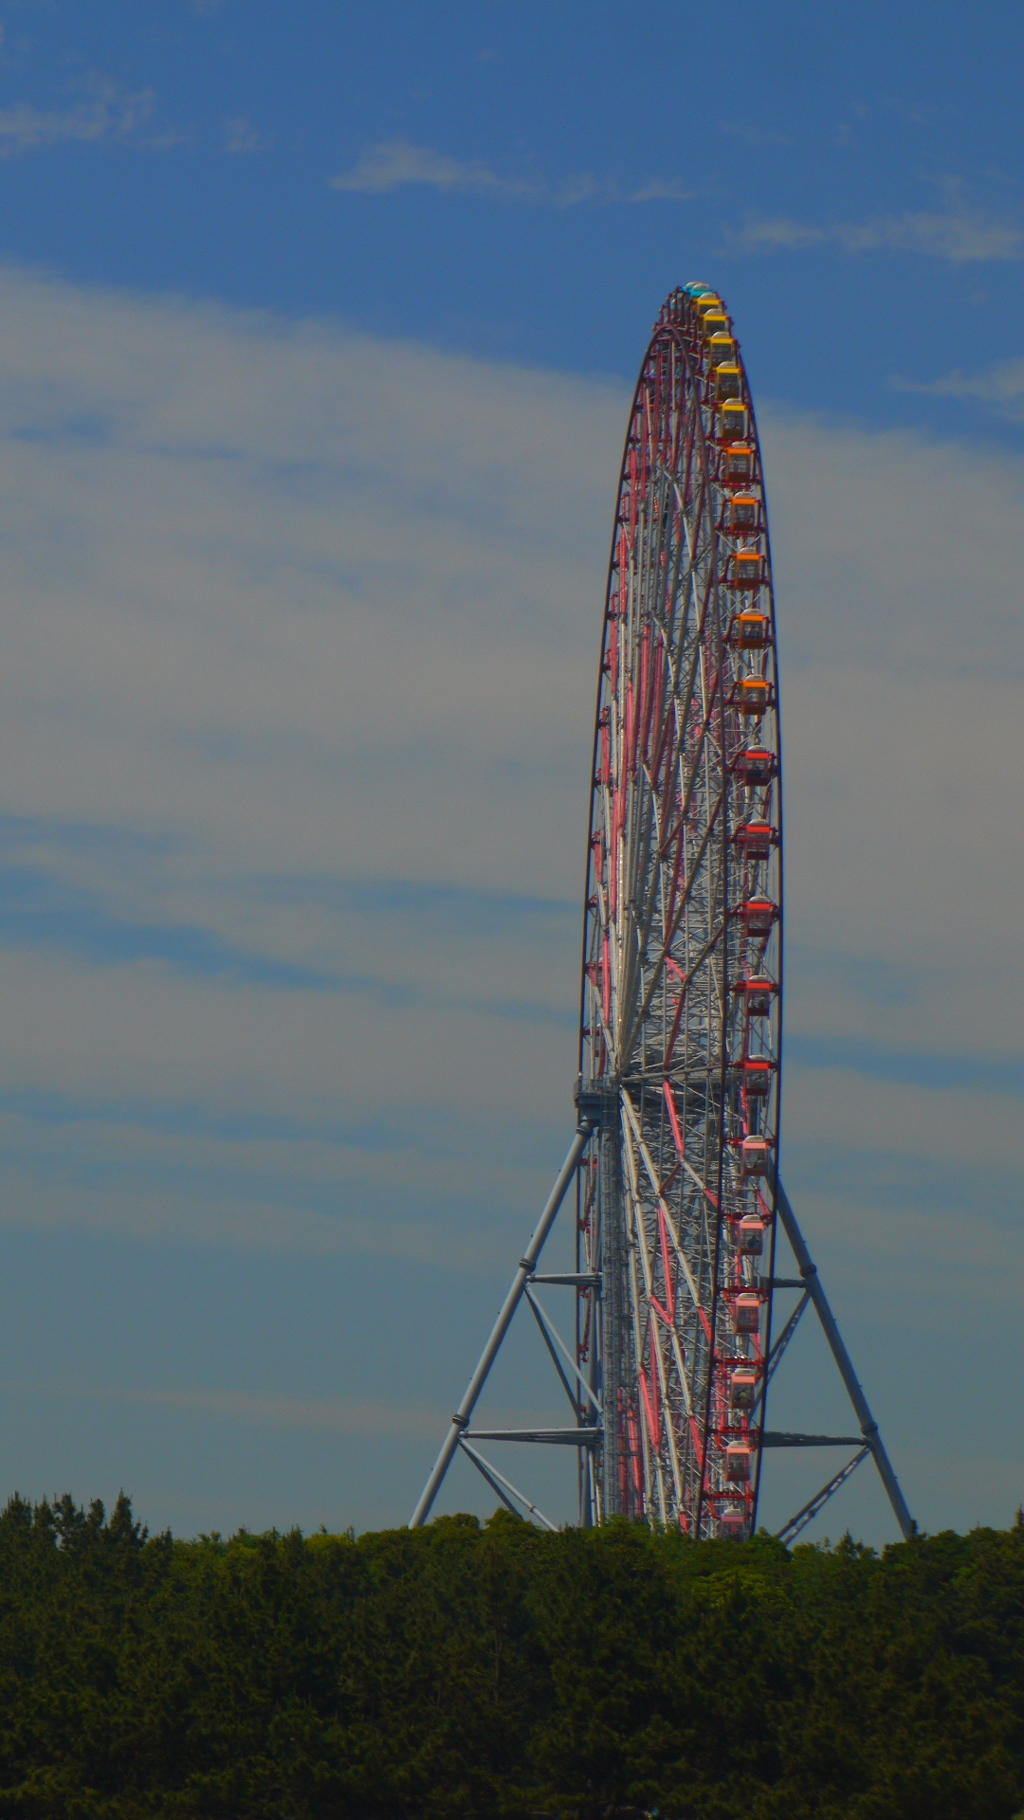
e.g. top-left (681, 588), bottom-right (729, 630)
top-left (412, 287), bottom-right (912, 1544)
top-left (576, 281), bottom-right (781, 1536)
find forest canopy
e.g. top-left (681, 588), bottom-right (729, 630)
top-left (0, 1494), bottom-right (1021, 1818)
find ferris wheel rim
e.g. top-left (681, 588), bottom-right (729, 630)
top-left (575, 283), bottom-right (785, 1537)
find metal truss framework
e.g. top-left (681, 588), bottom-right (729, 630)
top-left (410, 1130), bottom-right (913, 1540)
top-left (412, 286), bottom-right (912, 1543)
top-left (412, 1121), bottom-right (909, 1536)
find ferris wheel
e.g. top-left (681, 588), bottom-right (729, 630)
top-left (411, 287), bottom-right (912, 1547)
top-left (575, 283), bottom-right (781, 1537)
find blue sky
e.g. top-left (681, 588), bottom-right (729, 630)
top-left (3, 0), bottom-right (1023, 443)
top-left (0, 0), bottom-right (1018, 1541)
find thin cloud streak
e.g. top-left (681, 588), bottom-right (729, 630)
top-left (786, 1034), bottom-right (1024, 1096)
top-left (0, 268), bottom-right (1016, 1537)
top-left (0, 1378), bottom-right (571, 1445)
top-left (0, 78), bottom-right (187, 156)
top-left (2, 1377), bottom-right (444, 1440)
top-left (0, 859), bottom-right (574, 1025)
top-left (0, 264), bottom-right (1018, 1295)
top-left (222, 116), bottom-right (269, 156)
top-left (329, 138), bottom-right (691, 206)
top-left (894, 355), bottom-right (1024, 418)
top-left (728, 206), bottom-right (1024, 263)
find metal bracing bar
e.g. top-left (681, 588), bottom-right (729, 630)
top-left (530, 1272), bottom-right (601, 1287)
top-left (466, 1427), bottom-right (601, 1446)
top-left (409, 1123), bottom-right (595, 1527)
top-left (525, 1286), bottom-right (602, 1416)
top-left (775, 1180), bottom-right (914, 1541)
top-left (776, 1448), bottom-right (870, 1547)
top-left (524, 1291), bottom-right (579, 1413)
top-left (762, 1432), bottom-right (863, 1448)
top-left (764, 1290), bottom-right (810, 1388)
top-left (458, 1440), bottom-right (559, 1532)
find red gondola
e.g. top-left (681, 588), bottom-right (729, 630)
top-left (733, 1291), bottom-right (762, 1332)
top-left (725, 1442), bottom-right (753, 1482)
top-left (734, 976), bottom-right (778, 1016)
top-left (733, 821), bottom-right (776, 860)
top-left (730, 1367), bottom-right (759, 1409)
top-left (738, 897), bottom-right (778, 936)
top-left (733, 747), bottom-right (776, 786)
top-left (738, 1215), bottom-right (767, 1254)
top-left (741, 1137), bottom-right (772, 1177)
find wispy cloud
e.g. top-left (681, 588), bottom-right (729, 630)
top-left (786, 1033), bottom-right (1024, 1097)
top-left (0, 855), bottom-right (574, 1024)
top-left (625, 177), bottom-right (693, 203)
top-left (895, 356), bottom-right (1024, 418)
top-left (729, 205), bottom-right (1024, 263)
top-left (0, 267), bottom-right (1019, 1537)
top-left (331, 139), bottom-right (526, 198)
top-left (717, 121), bottom-right (791, 148)
top-left (13, 1377), bottom-right (444, 1439)
top-left (0, 76), bottom-right (186, 155)
top-left (6, 1376), bottom-right (567, 1444)
top-left (222, 115), bottom-right (269, 156)
top-left (0, 859), bottom-right (353, 991)
top-left (329, 138), bottom-right (691, 206)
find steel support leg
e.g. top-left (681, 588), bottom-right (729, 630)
top-left (600, 1120), bottom-right (628, 1517)
top-left (409, 1123), bottom-right (594, 1528)
top-left (775, 1180), bottom-right (914, 1540)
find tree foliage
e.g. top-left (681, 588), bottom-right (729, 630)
top-left (0, 1494), bottom-right (1020, 1817)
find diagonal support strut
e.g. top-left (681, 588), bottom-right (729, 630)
top-left (458, 1439), bottom-right (559, 1532)
top-left (409, 1121), bottom-right (595, 1527)
top-left (775, 1447), bottom-right (871, 1546)
top-left (774, 1180), bottom-right (914, 1540)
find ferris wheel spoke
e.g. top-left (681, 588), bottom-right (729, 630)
top-left (621, 798), bottom-right (726, 1063)
top-left (620, 1133), bottom-right (685, 1515)
top-left (621, 1089), bottom-right (707, 1328)
top-left (633, 708), bottom-right (721, 996)
top-left (663, 927), bottom-right (727, 1065)
top-left (627, 1254), bottom-right (664, 1518)
top-left (656, 694), bottom-right (716, 860)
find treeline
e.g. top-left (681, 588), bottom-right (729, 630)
top-left (0, 1496), bottom-right (1020, 1818)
